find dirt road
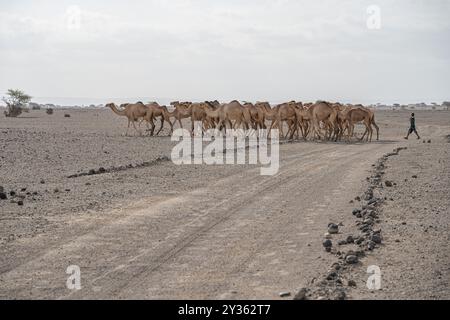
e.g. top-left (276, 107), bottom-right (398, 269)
top-left (0, 141), bottom-right (397, 299)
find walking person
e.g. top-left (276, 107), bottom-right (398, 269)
top-left (404, 112), bottom-right (421, 140)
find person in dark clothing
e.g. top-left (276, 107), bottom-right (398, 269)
top-left (404, 113), bottom-right (420, 139)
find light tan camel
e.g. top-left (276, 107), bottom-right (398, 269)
top-left (243, 102), bottom-right (266, 130)
top-left (144, 102), bottom-right (174, 136)
top-left (345, 107), bottom-right (373, 142)
top-left (204, 100), bottom-right (252, 134)
top-left (353, 104), bottom-right (379, 141)
top-left (267, 102), bottom-right (298, 139)
top-left (308, 101), bottom-right (338, 141)
top-left (169, 101), bottom-right (192, 129)
top-left (106, 102), bottom-right (148, 136)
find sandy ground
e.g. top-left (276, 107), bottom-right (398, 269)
top-left (0, 108), bottom-right (449, 299)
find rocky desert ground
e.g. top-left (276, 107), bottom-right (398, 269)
top-left (0, 108), bottom-right (449, 299)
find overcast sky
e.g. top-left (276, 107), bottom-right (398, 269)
top-left (1, 0), bottom-right (449, 105)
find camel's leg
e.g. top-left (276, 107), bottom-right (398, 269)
top-left (267, 119), bottom-right (277, 138)
top-left (149, 117), bottom-right (156, 136)
top-left (131, 119), bottom-right (141, 136)
top-left (125, 119), bottom-right (131, 136)
top-left (155, 118), bottom-right (164, 136)
top-left (372, 120), bottom-right (380, 141)
top-left (167, 117), bottom-right (174, 134)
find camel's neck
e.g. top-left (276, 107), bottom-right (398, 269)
top-left (108, 104), bottom-right (126, 116)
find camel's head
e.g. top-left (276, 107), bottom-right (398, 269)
top-left (105, 103), bottom-right (115, 108)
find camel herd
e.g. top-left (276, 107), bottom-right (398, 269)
top-left (106, 100), bottom-right (379, 142)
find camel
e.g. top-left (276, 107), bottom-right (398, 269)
top-left (144, 102), bottom-right (173, 136)
top-left (345, 107), bottom-right (373, 142)
top-left (307, 101), bottom-right (338, 141)
top-left (169, 101), bottom-right (192, 129)
top-left (204, 100), bottom-right (252, 134)
top-left (267, 102), bottom-right (298, 140)
top-left (106, 102), bottom-right (148, 136)
top-left (353, 104), bottom-right (379, 141)
top-left (243, 102), bottom-right (266, 130)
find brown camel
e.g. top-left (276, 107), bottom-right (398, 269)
top-left (243, 102), bottom-right (266, 130)
top-left (353, 104), bottom-right (379, 141)
top-left (144, 102), bottom-right (173, 136)
top-left (345, 107), bottom-right (373, 142)
top-left (267, 102), bottom-right (298, 140)
top-left (204, 100), bottom-right (252, 134)
top-left (307, 101), bottom-right (338, 141)
top-left (169, 101), bottom-right (192, 129)
top-left (106, 102), bottom-right (148, 136)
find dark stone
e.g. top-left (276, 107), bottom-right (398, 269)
top-left (412, 175), bottom-right (418, 179)
top-left (348, 280), bottom-right (357, 287)
top-left (326, 271), bottom-right (338, 281)
top-left (345, 255), bottom-right (358, 264)
top-left (346, 235), bottom-right (354, 243)
top-left (10, 191), bottom-right (16, 196)
top-left (367, 240), bottom-right (376, 250)
top-left (0, 192), bottom-right (7, 200)
top-left (370, 233), bottom-right (382, 244)
top-left (323, 239), bottom-right (332, 248)
top-left (40, 179), bottom-right (45, 184)
top-left (385, 181), bottom-right (393, 187)
top-left (352, 208), bottom-right (361, 215)
top-left (98, 167), bottom-right (106, 173)
top-left (21, 188), bottom-right (27, 192)
top-left (88, 169), bottom-right (96, 175)
top-left (338, 240), bottom-right (347, 245)
top-left (17, 200), bottom-right (24, 206)
top-left (328, 223), bottom-right (339, 234)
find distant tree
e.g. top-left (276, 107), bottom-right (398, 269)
top-left (2, 89), bottom-right (32, 117)
top-left (443, 101), bottom-right (450, 110)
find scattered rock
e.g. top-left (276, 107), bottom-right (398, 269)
top-left (0, 192), bottom-right (7, 200)
top-left (17, 200), bottom-right (24, 206)
top-left (21, 188), bottom-right (27, 192)
top-left (345, 255), bottom-right (358, 264)
top-left (54, 188), bottom-right (59, 193)
top-left (370, 233), bottom-right (382, 244)
top-left (427, 140), bottom-right (431, 143)
top-left (323, 239), bottom-right (332, 249)
top-left (338, 240), bottom-right (347, 246)
top-left (346, 235), bottom-right (354, 243)
top-left (279, 292), bottom-right (291, 298)
top-left (326, 271), bottom-right (338, 281)
top-left (328, 223), bottom-right (339, 234)
top-left (348, 280), bottom-right (357, 287)
top-left (64, 114), bottom-right (71, 118)
top-left (294, 288), bottom-right (308, 300)
top-left (10, 190), bottom-right (16, 197)
top-left (385, 180), bottom-right (393, 187)
top-left (40, 179), bottom-right (45, 184)
top-left (367, 240), bottom-right (376, 250)
top-left (88, 169), bottom-right (96, 175)
top-left (352, 208), bottom-right (361, 216)
top-left (98, 167), bottom-right (106, 173)
top-left (412, 175), bottom-right (418, 179)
